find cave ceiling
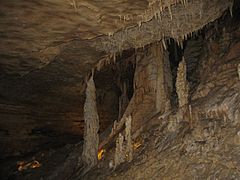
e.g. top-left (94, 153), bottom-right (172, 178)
top-left (0, 0), bottom-right (233, 109)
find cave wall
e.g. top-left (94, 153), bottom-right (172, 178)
top-left (0, 104), bottom-right (84, 159)
top-left (191, 28), bottom-right (240, 123)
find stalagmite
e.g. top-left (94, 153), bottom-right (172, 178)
top-left (176, 57), bottom-right (189, 108)
top-left (82, 74), bottom-right (99, 169)
top-left (176, 57), bottom-right (189, 122)
top-left (114, 133), bottom-right (125, 169)
top-left (125, 116), bottom-right (133, 162)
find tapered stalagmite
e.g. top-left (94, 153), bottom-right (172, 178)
top-left (114, 133), bottom-right (125, 168)
top-left (82, 74), bottom-right (99, 168)
top-left (176, 57), bottom-right (189, 108)
top-left (125, 116), bottom-right (133, 162)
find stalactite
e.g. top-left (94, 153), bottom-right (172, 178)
top-left (114, 133), bottom-right (125, 169)
top-left (82, 74), bottom-right (99, 169)
top-left (176, 57), bottom-right (189, 108)
top-left (125, 116), bottom-right (133, 162)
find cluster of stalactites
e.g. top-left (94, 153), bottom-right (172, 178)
top-left (114, 116), bottom-right (133, 168)
top-left (82, 74), bottom-right (99, 169)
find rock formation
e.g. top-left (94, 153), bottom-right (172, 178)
top-left (82, 74), bottom-right (99, 169)
top-left (176, 57), bottom-right (189, 108)
top-left (155, 43), bottom-right (173, 113)
top-left (0, 0), bottom-right (240, 180)
top-left (125, 116), bottom-right (133, 162)
top-left (114, 133), bottom-right (125, 168)
top-left (176, 57), bottom-right (189, 121)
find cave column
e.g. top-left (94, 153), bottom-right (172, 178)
top-left (82, 74), bottom-right (99, 169)
top-left (154, 43), bottom-right (172, 113)
top-left (123, 43), bottom-right (172, 133)
top-left (99, 43), bottom-right (173, 150)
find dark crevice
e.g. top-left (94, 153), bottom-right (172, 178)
top-left (167, 38), bottom-right (184, 108)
